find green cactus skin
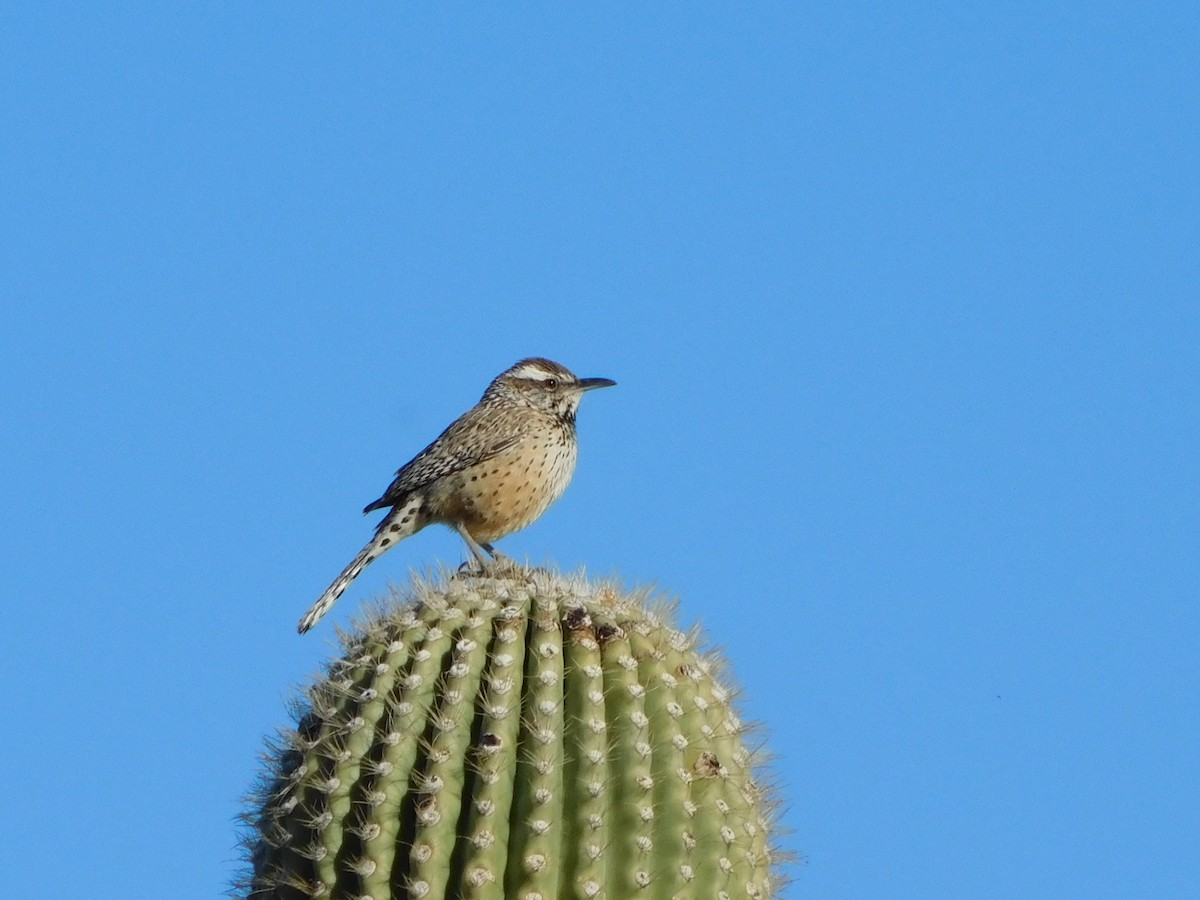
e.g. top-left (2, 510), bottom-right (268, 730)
top-left (239, 571), bottom-right (781, 899)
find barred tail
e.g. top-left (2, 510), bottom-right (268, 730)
top-left (297, 499), bottom-right (423, 634)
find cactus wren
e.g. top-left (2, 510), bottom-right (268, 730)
top-left (297, 357), bottom-right (615, 633)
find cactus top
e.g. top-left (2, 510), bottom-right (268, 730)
top-left (240, 570), bottom-right (783, 899)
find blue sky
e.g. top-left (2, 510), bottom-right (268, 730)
top-left (2, 4), bottom-right (1196, 898)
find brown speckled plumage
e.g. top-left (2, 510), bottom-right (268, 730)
top-left (297, 358), bottom-right (615, 633)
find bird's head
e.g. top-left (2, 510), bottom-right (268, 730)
top-left (485, 357), bottom-right (616, 421)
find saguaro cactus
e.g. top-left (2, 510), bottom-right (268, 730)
top-left (239, 570), bottom-right (781, 899)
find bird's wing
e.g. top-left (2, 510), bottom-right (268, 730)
top-left (362, 415), bottom-right (525, 513)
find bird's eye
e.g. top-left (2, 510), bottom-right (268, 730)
top-left (545, 378), bottom-right (558, 390)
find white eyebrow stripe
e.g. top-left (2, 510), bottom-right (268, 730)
top-left (510, 364), bottom-right (560, 380)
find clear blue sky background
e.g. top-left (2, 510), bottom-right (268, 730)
top-left (2, 4), bottom-right (1196, 898)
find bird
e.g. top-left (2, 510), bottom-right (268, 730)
top-left (297, 357), bottom-right (616, 633)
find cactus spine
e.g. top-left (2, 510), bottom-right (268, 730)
top-left (240, 570), bottom-right (780, 898)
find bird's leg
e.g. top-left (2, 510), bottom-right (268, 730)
top-left (480, 542), bottom-right (515, 565)
top-left (453, 522), bottom-right (494, 571)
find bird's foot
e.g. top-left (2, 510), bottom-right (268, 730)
top-left (484, 546), bottom-right (515, 565)
top-left (454, 550), bottom-right (528, 580)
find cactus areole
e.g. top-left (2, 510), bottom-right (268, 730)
top-left (239, 571), bottom-right (780, 899)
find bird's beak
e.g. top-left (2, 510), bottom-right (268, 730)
top-left (578, 377), bottom-right (617, 392)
